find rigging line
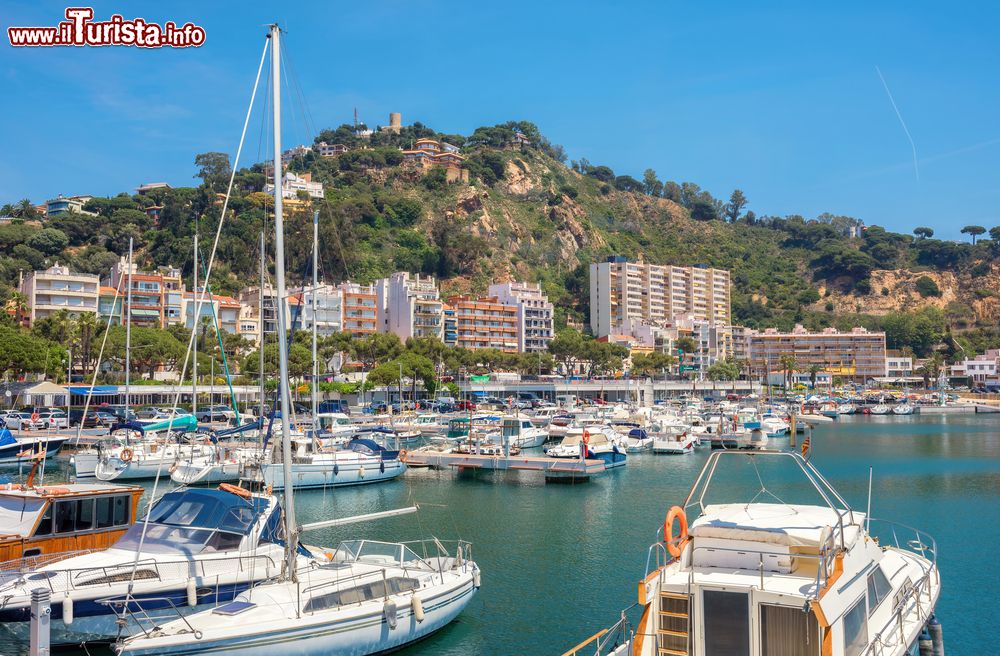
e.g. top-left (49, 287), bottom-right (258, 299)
top-left (875, 65), bottom-right (919, 181)
top-left (282, 42), bottom-right (317, 144)
top-left (122, 34), bottom-right (270, 601)
top-left (72, 271), bottom-right (127, 446)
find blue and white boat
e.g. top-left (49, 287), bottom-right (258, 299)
top-left (546, 425), bottom-right (627, 469)
top-left (251, 436), bottom-right (406, 490)
top-left (0, 427), bottom-right (66, 464)
top-left (0, 485), bottom-right (305, 645)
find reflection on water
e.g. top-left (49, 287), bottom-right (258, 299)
top-left (2, 414), bottom-right (996, 655)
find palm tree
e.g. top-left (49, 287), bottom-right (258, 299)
top-left (72, 312), bottom-right (99, 377)
top-left (778, 354), bottom-right (797, 391)
top-left (807, 364), bottom-right (823, 389)
top-left (4, 291), bottom-right (29, 325)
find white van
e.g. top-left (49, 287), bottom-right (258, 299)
top-left (556, 394), bottom-right (578, 407)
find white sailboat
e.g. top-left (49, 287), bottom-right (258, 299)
top-left (117, 27), bottom-right (479, 653)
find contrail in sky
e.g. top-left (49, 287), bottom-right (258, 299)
top-left (876, 65), bottom-right (919, 180)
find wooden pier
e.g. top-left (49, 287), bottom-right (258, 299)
top-left (401, 451), bottom-right (606, 481)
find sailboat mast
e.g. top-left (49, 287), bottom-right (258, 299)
top-left (124, 237), bottom-right (133, 421)
top-left (259, 231), bottom-right (266, 422)
top-left (269, 23), bottom-right (298, 581)
top-left (193, 231), bottom-right (198, 417)
top-left (311, 209), bottom-right (319, 436)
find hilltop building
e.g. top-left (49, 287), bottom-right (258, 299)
top-left (44, 194), bottom-right (96, 218)
top-left (265, 171), bottom-right (324, 200)
top-left (401, 138), bottom-right (469, 183)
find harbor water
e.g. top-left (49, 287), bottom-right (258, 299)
top-left (3, 413), bottom-right (996, 655)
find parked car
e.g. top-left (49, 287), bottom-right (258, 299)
top-left (69, 409), bottom-right (103, 428)
top-left (94, 411), bottom-right (119, 427)
top-left (136, 407), bottom-right (168, 420)
top-left (195, 405), bottom-right (236, 423)
top-left (33, 410), bottom-right (68, 430)
top-left (1, 411), bottom-right (43, 430)
top-left (317, 400), bottom-right (350, 415)
top-left (456, 400), bottom-right (477, 412)
top-left (100, 405), bottom-right (137, 422)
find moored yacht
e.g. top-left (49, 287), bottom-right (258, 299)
top-left (546, 426), bottom-right (627, 469)
top-left (565, 449), bottom-right (942, 656)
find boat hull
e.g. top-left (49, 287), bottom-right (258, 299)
top-left (0, 437), bottom-right (65, 464)
top-left (120, 577), bottom-right (478, 656)
top-left (259, 459), bottom-right (406, 489)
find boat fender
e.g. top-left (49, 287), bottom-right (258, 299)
top-left (169, 463), bottom-right (178, 475)
top-left (383, 600), bottom-right (398, 629)
top-left (358, 465), bottom-right (365, 479)
top-left (410, 595), bottom-right (425, 623)
top-left (38, 486), bottom-right (72, 495)
top-left (63, 595), bottom-right (73, 625)
top-left (187, 579), bottom-right (198, 607)
top-left (918, 629), bottom-right (933, 656)
top-left (473, 568), bottom-right (482, 588)
top-left (333, 463), bottom-right (339, 476)
top-left (928, 616), bottom-right (944, 656)
top-left (379, 460), bottom-right (385, 474)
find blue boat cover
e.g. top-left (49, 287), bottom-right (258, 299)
top-left (0, 429), bottom-right (15, 447)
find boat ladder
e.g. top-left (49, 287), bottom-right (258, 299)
top-left (656, 592), bottom-right (689, 656)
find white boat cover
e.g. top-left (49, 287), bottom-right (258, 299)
top-left (690, 503), bottom-right (862, 549)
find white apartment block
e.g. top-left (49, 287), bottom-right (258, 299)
top-left (950, 350), bottom-right (999, 383)
top-left (589, 256), bottom-right (731, 338)
top-left (264, 171), bottom-right (325, 200)
top-left (375, 272), bottom-right (443, 341)
top-left (488, 281), bottom-right (555, 353)
top-left (885, 355), bottom-right (915, 378)
top-left (182, 291), bottom-right (241, 335)
top-left (20, 264), bottom-right (99, 324)
top-left (290, 283), bottom-right (344, 336)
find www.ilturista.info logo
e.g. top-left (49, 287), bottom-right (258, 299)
top-left (7, 7), bottom-right (206, 48)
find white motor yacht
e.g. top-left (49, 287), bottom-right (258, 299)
top-left (565, 449), bottom-right (943, 656)
top-left (545, 425), bottom-right (627, 469)
top-left (652, 432), bottom-right (697, 454)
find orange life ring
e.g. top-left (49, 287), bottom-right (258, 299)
top-left (399, 449), bottom-right (408, 460)
top-left (120, 447), bottom-right (134, 463)
top-left (664, 505), bottom-right (689, 559)
top-left (219, 483), bottom-right (252, 499)
top-left (582, 429), bottom-right (590, 445)
top-left (31, 412), bottom-right (39, 423)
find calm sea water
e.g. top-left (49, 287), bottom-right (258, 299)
top-left (4, 414), bottom-right (997, 655)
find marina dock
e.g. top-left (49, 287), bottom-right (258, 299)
top-left (401, 451), bottom-right (606, 481)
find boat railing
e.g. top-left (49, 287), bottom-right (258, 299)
top-left (686, 543), bottom-right (833, 597)
top-left (14, 552), bottom-right (280, 594)
top-left (862, 569), bottom-right (936, 656)
top-left (99, 594), bottom-right (203, 642)
top-left (866, 518), bottom-right (938, 570)
top-left (560, 604), bottom-right (635, 656)
top-left (0, 549), bottom-right (101, 579)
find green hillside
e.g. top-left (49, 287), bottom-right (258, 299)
top-left (2, 120), bottom-right (999, 358)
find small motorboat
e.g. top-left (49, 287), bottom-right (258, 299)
top-left (652, 432), bottom-right (697, 454)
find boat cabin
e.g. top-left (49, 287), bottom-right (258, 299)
top-left (0, 483), bottom-right (143, 561)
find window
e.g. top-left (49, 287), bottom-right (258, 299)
top-left (54, 500), bottom-right (78, 534)
top-left (867, 566), bottom-right (892, 615)
top-left (76, 498), bottom-right (95, 531)
top-left (703, 590), bottom-right (749, 656)
top-left (842, 596), bottom-right (868, 656)
top-left (760, 604), bottom-right (818, 656)
top-left (113, 495), bottom-right (129, 525)
top-left (305, 577), bottom-right (419, 613)
top-left (34, 506), bottom-right (53, 536)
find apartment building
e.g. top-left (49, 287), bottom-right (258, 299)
top-left (238, 304), bottom-right (261, 346)
top-left (748, 325), bottom-right (887, 382)
top-left (20, 264), bottom-right (99, 324)
top-left (339, 282), bottom-right (378, 336)
top-left (376, 272), bottom-right (443, 341)
top-left (443, 307), bottom-right (458, 347)
top-left (674, 316), bottom-right (734, 379)
top-left (160, 267), bottom-right (184, 326)
top-left (108, 257), bottom-right (170, 328)
top-left (488, 281), bottom-right (555, 353)
top-left (447, 295), bottom-right (519, 352)
top-left (183, 290), bottom-right (241, 335)
top-left (237, 285), bottom-right (287, 336)
top-left (289, 283), bottom-right (343, 336)
top-left (885, 353), bottom-right (915, 378)
top-left (589, 256), bottom-right (731, 338)
top-left (98, 286), bottom-right (123, 324)
top-left (316, 142), bottom-right (348, 157)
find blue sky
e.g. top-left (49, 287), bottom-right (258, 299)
top-left (2, 1), bottom-right (999, 239)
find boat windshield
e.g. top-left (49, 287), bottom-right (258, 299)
top-left (330, 540), bottom-right (426, 567)
top-left (113, 489), bottom-right (267, 555)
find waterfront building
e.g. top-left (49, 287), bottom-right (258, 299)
top-left (950, 350), bottom-right (1000, 384)
top-left (339, 281), bottom-right (378, 336)
top-left (98, 286), bottom-right (123, 324)
top-left (488, 281), bottom-right (554, 353)
top-left (886, 353), bottom-right (915, 378)
top-left (447, 295), bottom-right (519, 352)
top-left (375, 272), bottom-right (443, 341)
top-left (182, 290), bottom-right (241, 335)
top-left (289, 283), bottom-right (343, 336)
top-left (589, 256), bottom-right (731, 338)
top-left (264, 171), bottom-right (324, 199)
top-left (44, 194), bottom-right (96, 218)
top-left (747, 325), bottom-right (887, 382)
top-left (19, 264), bottom-right (99, 325)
